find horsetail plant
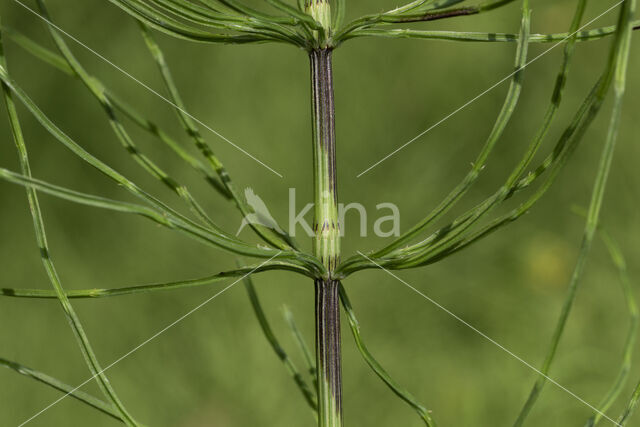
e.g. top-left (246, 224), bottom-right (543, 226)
top-left (1, 0), bottom-right (639, 426)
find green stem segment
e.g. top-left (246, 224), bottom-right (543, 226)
top-left (310, 47), bottom-right (342, 426)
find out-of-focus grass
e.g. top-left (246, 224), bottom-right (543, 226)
top-left (0, 0), bottom-right (639, 426)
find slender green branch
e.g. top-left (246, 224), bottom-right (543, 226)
top-left (0, 168), bottom-right (168, 223)
top-left (334, 0), bottom-right (516, 42)
top-left (332, 0), bottom-right (346, 30)
top-left (339, 284), bottom-right (437, 426)
top-left (585, 229), bottom-right (639, 426)
top-left (383, 0), bottom-right (466, 16)
top-left (376, 6), bottom-right (478, 24)
top-left (618, 380), bottom-right (640, 425)
top-left (514, 1), bottom-right (635, 424)
top-left (0, 357), bottom-right (123, 422)
top-left (344, 21), bottom-right (640, 43)
top-left (284, 306), bottom-right (318, 388)
top-left (241, 270), bottom-right (318, 411)
top-left (1, 262), bottom-right (311, 299)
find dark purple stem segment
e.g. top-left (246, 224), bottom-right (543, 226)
top-left (315, 278), bottom-right (342, 426)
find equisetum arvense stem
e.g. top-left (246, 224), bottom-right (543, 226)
top-left (308, 0), bottom-right (342, 422)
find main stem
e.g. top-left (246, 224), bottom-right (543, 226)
top-left (310, 48), bottom-right (342, 427)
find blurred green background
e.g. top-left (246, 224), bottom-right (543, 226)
top-left (1, 0), bottom-right (639, 425)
